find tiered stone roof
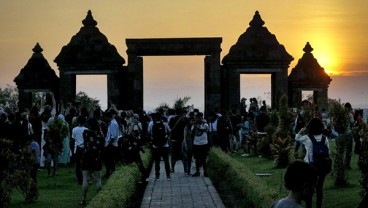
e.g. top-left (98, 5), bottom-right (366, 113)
top-left (54, 10), bottom-right (125, 68)
top-left (289, 42), bottom-right (332, 85)
top-left (14, 43), bottom-right (59, 89)
top-left (222, 11), bottom-right (293, 65)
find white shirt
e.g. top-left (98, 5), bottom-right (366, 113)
top-left (210, 119), bottom-right (218, 132)
top-left (271, 196), bottom-right (302, 208)
top-left (105, 118), bottom-right (120, 147)
top-left (295, 133), bottom-right (330, 164)
top-left (191, 122), bottom-right (209, 145)
top-left (72, 126), bottom-right (88, 153)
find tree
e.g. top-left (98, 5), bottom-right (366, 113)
top-left (358, 124), bottom-right (368, 205)
top-left (0, 85), bottom-right (18, 109)
top-left (329, 99), bottom-right (350, 186)
top-left (270, 94), bottom-right (294, 168)
top-left (173, 96), bottom-right (191, 109)
top-left (75, 91), bottom-right (101, 113)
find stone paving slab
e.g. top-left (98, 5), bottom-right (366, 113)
top-left (140, 161), bottom-right (225, 208)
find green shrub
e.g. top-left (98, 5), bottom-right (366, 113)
top-left (207, 148), bottom-right (278, 208)
top-left (87, 148), bottom-right (152, 208)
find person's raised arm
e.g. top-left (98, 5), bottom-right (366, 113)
top-left (49, 92), bottom-right (56, 117)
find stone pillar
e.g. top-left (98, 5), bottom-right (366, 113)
top-left (289, 87), bottom-right (302, 109)
top-left (314, 88), bottom-right (328, 112)
top-left (126, 55), bottom-right (143, 111)
top-left (204, 54), bottom-right (221, 118)
top-left (18, 89), bottom-right (32, 111)
top-left (272, 70), bottom-right (288, 109)
top-left (107, 72), bottom-right (120, 109)
top-left (226, 68), bottom-right (240, 111)
top-left (59, 71), bottom-right (76, 107)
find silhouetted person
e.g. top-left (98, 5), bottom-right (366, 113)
top-left (271, 160), bottom-right (318, 208)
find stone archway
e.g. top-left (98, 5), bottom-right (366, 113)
top-left (54, 11), bottom-right (125, 109)
top-left (124, 37), bottom-right (222, 116)
top-left (221, 11), bottom-right (293, 110)
top-left (288, 42), bottom-right (332, 111)
top-left (14, 43), bottom-right (60, 111)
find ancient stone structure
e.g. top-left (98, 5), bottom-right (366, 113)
top-left (125, 38), bottom-right (222, 114)
top-left (14, 10), bottom-right (332, 115)
top-left (222, 11), bottom-right (294, 110)
top-left (54, 10), bottom-right (126, 109)
top-left (288, 42), bottom-right (332, 111)
top-left (14, 43), bottom-right (59, 110)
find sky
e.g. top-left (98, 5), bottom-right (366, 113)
top-left (0, 0), bottom-right (367, 111)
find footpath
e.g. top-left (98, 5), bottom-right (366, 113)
top-left (140, 160), bottom-right (225, 208)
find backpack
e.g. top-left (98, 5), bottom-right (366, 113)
top-left (217, 117), bottom-right (232, 134)
top-left (152, 121), bottom-right (167, 147)
top-left (127, 121), bottom-right (142, 137)
top-left (309, 135), bottom-right (332, 174)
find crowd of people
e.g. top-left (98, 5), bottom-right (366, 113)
top-left (1, 94), bottom-right (367, 207)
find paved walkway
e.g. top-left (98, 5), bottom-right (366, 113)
top-left (140, 161), bottom-right (225, 208)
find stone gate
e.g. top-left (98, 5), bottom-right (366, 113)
top-left (14, 10), bottom-right (332, 115)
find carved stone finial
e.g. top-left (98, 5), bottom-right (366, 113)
top-left (249, 11), bottom-right (265, 27)
top-left (82, 10), bottom-right (97, 27)
top-left (32, 42), bottom-right (43, 53)
top-left (303, 42), bottom-right (313, 53)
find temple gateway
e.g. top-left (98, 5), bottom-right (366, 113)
top-left (14, 10), bottom-right (331, 116)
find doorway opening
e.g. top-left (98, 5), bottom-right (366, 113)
top-left (240, 74), bottom-right (271, 110)
top-left (302, 90), bottom-right (314, 103)
top-left (76, 75), bottom-right (107, 110)
top-left (143, 56), bottom-right (204, 112)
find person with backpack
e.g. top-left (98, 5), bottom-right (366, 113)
top-left (79, 118), bottom-right (104, 205)
top-left (120, 113), bottom-right (146, 181)
top-left (295, 117), bottom-right (331, 208)
top-left (168, 107), bottom-right (188, 173)
top-left (126, 113), bottom-right (142, 140)
top-left (148, 112), bottom-right (171, 180)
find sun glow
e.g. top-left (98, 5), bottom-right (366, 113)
top-left (317, 56), bottom-right (337, 75)
top-left (308, 38), bottom-right (341, 76)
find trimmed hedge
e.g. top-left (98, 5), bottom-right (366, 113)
top-left (207, 148), bottom-right (278, 208)
top-left (87, 149), bottom-right (152, 208)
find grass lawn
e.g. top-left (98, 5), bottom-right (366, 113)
top-left (232, 139), bottom-right (362, 208)
top-left (8, 140), bottom-right (363, 208)
top-left (8, 165), bottom-right (105, 208)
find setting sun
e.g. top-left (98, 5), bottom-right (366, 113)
top-left (307, 39), bottom-right (341, 76)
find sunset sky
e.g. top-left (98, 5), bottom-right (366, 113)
top-left (0, 1), bottom-right (367, 110)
